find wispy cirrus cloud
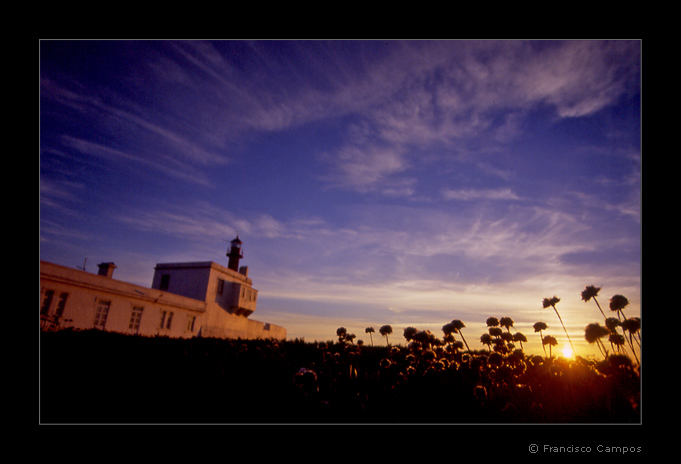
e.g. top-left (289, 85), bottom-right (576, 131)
top-left (317, 40), bottom-right (639, 195)
top-left (441, 187), bottom-right (520, 201)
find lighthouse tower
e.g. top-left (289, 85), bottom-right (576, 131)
top-left (226, 236), bottom-right (243, 272)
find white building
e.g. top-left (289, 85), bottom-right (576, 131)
top-left (39, 237), bottom-right (286, 340)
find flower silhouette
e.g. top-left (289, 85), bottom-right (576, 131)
top-left (365, 327), bottom-right (375, 346)
top-left (584, 323), bottom-right (610, 358)
top-left (379, 325), bottom-right (393, 346)
top-left (582, 285), bottom-right (607, 320)
top-left (451, 319), bottom-right (470, 351)
top-left (542, 296), bottom-right (575, 355)
top-left (513, 332), bottom-right (527, 350)
top-left (533, 322), bottom-right (548, 356)
top-left (403, 326), bottom-right (418, 343)
top-left (486, 316), bottom-right (499, 327)
top-left (480, 333), bottom-right (492, 351)
top-left (609, 295), bottom-right (630, 320)
top-left (621, 317), bottom-right (641, 348)
top-left (542, 335), bottom-right (558, 358)
top-left (499, 317), bottom-right (514, 332)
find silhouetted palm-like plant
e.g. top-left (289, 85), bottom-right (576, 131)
top-left (542, 296), bottom-right (575, 355)
top-left (533, 322), bottom-right (548, 356)
top-left (582, 285), bottom-right (607, 320)
top-left (451, 319), bottom-right (470, 351)
top-left (379, 325), bottom-right (393, 346)
top-left (584, 323), bottom-right (610, 358)
top-left (365, 327), bottom-right (375, 346)
top-left (542, 335), bottom-right (558, 358)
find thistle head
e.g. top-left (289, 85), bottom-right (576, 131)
top-left (379, 325), bottom-right (393, 336)
top-left (533, 321), bottom-right (548, 332)
top-left (605, 317), bottom-right (621, 333)
top-left (609, 295), bottom-right (629, 312)
top-left (486, 316), bottom-right (499, 327)
top-left (542, 296), bottom-right (560, 308)
top-left (403, 326), bottom-right (418, 341)
top-left (499, 316), bottom-right (514, 330)
top-left (489, 327), bottom-right (503, 337)
top-left (442, 322), bottom-right (455, 336)
top-left (451, 319), bottom-right (466, 331)
top-left (581, 285), bottom-right (601, 302)
top-left (542, 335), bottom-right (558, 346)
top-left (621, 317), bottom-right (641, 334)
top-left (584, 323), bottom-right (609, 343)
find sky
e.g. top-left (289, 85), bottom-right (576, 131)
top-left (40, 40), bottom-right (641, 358)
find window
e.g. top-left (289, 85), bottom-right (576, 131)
top-left (55, 292), bottom-right (69, 318)
top-left (41, 290), bottom-right (54, 315)
top-left (160, 274), bottom-right (170, 290)
top-left (187, 315), bottom-right (196, 332)
top-left (129, 306), bottom-right (143, 333)
top-left (94, 300), bottom-right (111, 329)
top-left (217, 278), bottom-right (225, 295)
top-left (160, 310), bottom-right (174, 329)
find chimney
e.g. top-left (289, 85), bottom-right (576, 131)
top-left (97, 262), bottom-right (117, 278)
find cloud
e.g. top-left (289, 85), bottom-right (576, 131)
top-left (316, 41), bottom-right (639, 196)
top-left (441, 187), bottom-right (520, 201)
top-left (321, 144), bottom-right (411, 193)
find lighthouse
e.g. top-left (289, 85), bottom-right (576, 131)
top-left (227, 236), bottom-right (243, 272)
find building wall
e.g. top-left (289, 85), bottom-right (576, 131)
top-left (40, 260), bottom-right (286, 341)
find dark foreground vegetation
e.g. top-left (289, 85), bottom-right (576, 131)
top-left (40, 327), bottom-right (639, 424)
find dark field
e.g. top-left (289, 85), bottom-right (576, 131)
top-left (39, 330), bottom-right (640, 424)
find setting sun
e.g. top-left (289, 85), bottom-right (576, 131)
top-left (562, 347), bottom-right (574, 358)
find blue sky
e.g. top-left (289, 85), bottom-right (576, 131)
top-left (40, 40), bottom-right (641, 356)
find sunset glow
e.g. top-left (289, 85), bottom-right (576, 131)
top-left (40, 40), bottom-right (641, 358)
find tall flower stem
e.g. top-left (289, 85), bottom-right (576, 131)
top-left (593, 296), bottom-right (607, 320)
top-left (458, 331), bottom-right (470, 352)
top-left (544, 297), bottom-right (575, 355)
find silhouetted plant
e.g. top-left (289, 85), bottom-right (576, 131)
top-left (609, 333), bottom-right (626, 353)
top-left (486, 316), bottom-right (499, 327)
top-left (379, 325), bottom-right (393, 346)
top-left (604, 317), bottom-right (620, 334)
top-left (621, 317), bottom-right (641, 348)
top-left (513, 332), bottom-right (527, 350)
top-left (480, 333), bottom-right (492, 351)
top-left (533, 322), bottom-right (548, 356)
top-left (499, 316), bottom-right (514, 332)
top-left (542, 296), bottom-right (575, 355)
top-left (365, 327), bottom-right (375, 346)
top-left (542, 335), bottom-right (558, 358)
top-left (610, 294), bottom-right (630, 321)
top-left (584, 323), bottom-right (610, 358)
top-left (582, 285), bottom-right (607, 320)
top-left (403, 326), bottom-right (418, 343)
top-left (336, 327), bottom-right (347, 344)
top-left (489, 326), bottom-right (503, 338)
top-left (451, 319), bottom-right (470, 351)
